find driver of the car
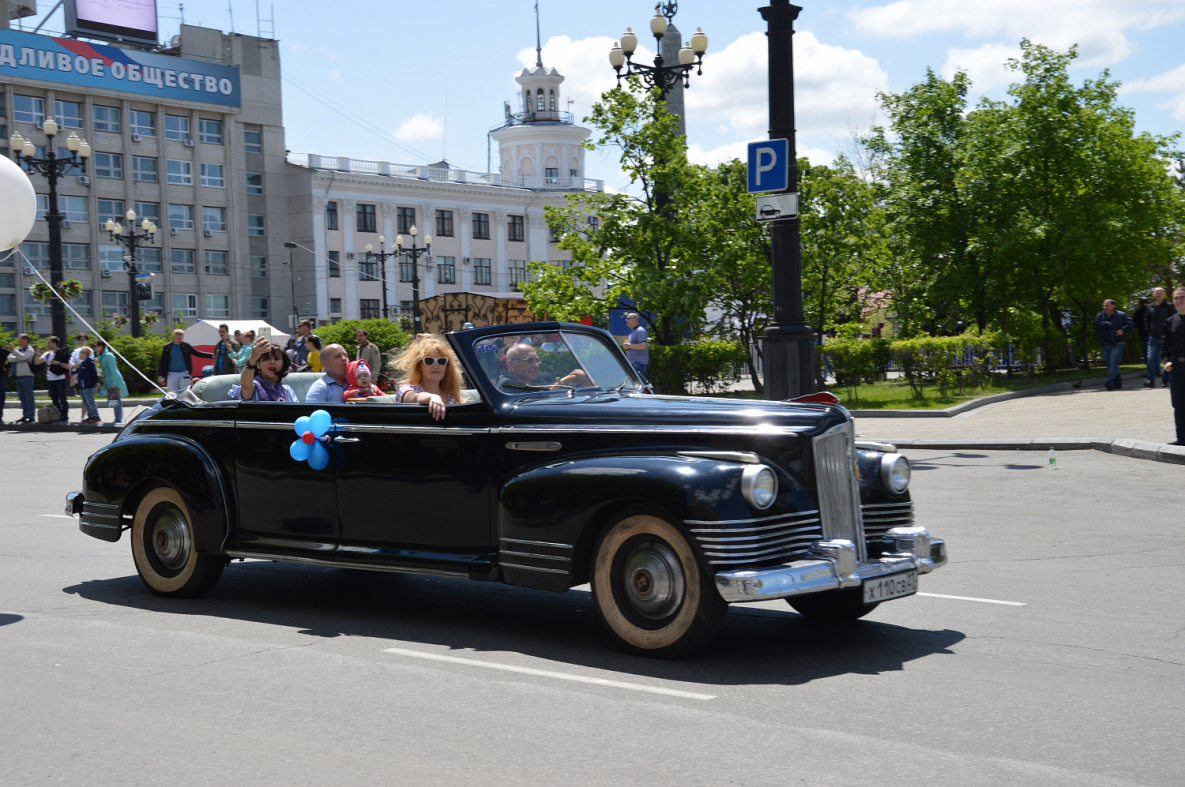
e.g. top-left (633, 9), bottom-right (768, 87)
top-left (499, 342), bottom-right (591, 389)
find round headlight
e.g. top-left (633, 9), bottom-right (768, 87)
top-left (880, 453), bottom-right (911, 494)
top-left (741, 465), bottom-right (778, 509)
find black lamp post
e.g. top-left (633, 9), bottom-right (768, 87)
top-left (9, 120), bottom-right (91, 341)
top-left (103, 210), bottom-right (158, 338)
top-left (609, 2), bottom-right (708, 101)
top-left (394, 225), bottom-right (431, 335)
top-left (363, 236), bottom-right (397, 321)
top-left (283, 241), bottom-right (300, 331)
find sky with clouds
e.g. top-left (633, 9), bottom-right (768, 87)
top-left (14, 0), bottom-right (1183, 191)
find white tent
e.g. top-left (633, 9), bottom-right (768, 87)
top-left (182, 319), bottom-right (292, 349)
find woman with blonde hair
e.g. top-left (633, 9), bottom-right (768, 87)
top-left (395, 334), bottom-right (462, 420)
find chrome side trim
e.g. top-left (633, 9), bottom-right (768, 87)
top-left (492, 425), bottom-right (806, 437)
top-left (685, 510), bottom-right (820, 527)
top-left (499, 562), bottom-right (568, 575)
top-left (225, 550), bottom-right (469, 578)
top-left (505, 441), bottom-right (562, 451)
top-left (500, 550), bottom-right (571, 562)
top-left (340, 423), bottom-right (489, 436)
top-left (141, 419), bottom-right (235, 429)
top-left (500, 537), bottom-right (574, 549)
top-left (678, 450), bottom-right (760, 464)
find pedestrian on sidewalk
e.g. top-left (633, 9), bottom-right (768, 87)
top-left (1094, 299), bottom-right (1134, 390)
top-left (42, 336), bottom-right (71, 421)
top-left (6, 334), bottom-right (38, 423)
top-left (623, 312), bottom-right (649, 382)
top-left (1142, 287), bottom-right (1174, 388)
top-left (94, 340), bottom-right (128, 425)
top-left (1160, 287), bottom-right (1185, 445)
top-left (0, 343), bottom-right (8, 418)
top-left (75, 347), bottom-right (101, 423)
top-left (157, 328), bottom-right (213, 392)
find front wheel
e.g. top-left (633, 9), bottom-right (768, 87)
top-left (787, 587), bottom-right (878, 622)
top-left (131, 487), bottom-right (223, 598)
top-left (591, 513), bottom-right (727, 658)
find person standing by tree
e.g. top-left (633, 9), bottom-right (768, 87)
top-left (157, 328), bottom-right (214, 392)
top-left (1160, 287), bottom-right (1185, 445)
top-left (1143, 287), bottom-right (1174, 388)
top-left (6, 334), bottom-right (39, 423)
top-left (1094, 299), bottom-right (1135, 390)
top-left (355, 329), bottom-right (382, 378)
top-left (623, 312), bottom-right (649, 382)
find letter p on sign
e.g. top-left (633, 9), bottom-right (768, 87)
top-left (747, 139), bottom-right (789, 193)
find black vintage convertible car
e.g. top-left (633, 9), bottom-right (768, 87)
top-left (67, 322), bottom-right (945, 657)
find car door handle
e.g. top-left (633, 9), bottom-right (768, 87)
top-left (333, 436), bottom-right (360, 443)
top-left (506, 441), bottom-right (562, 451)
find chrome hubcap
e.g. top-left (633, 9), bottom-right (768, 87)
top-left (622, 541), bottom-right (684, 620)
top-left (150, 507), bottom-right (191, 571)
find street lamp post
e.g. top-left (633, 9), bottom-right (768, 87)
top-left (363, 236), bottom-right (397, 321)
top-left (609, 3), bottom-right (708, 101)
top-left (283, 241), bottom-right (300, 331)
top-left (9, 119), bottom-right (91, 341)
top-left (104, 210), bottom-right (158, 338)
top-left (394, 226), bottom-right (431, 335)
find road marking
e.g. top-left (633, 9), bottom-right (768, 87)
top-left (918, 592), bottom-right (1026, 606)
top-left (41, 514), bottom-right (74, 519)
top-left (382, 646), bottom-right (716, 700)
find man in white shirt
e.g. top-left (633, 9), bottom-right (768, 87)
top-left (304, 344), bottom-right (349, 403)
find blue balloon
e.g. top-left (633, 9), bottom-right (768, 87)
top-left (290, 439), bottom-right (311, 461)
top-left (307, 440), bottom-right (329, 470)
top-left (294, 415), bottom-right (311, 437)
top-left (309, 409), bottom-right (332, 437)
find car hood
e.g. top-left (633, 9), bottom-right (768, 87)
top-left (500, 392), bottom-right (849, 437)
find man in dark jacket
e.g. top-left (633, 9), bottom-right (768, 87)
top-left (1160, 287), bottom-right (1185, 444)
top-left (157, 328), bottom-right (214, 392)
top-left (211, 323), bottom-right (241, 375)
top-left (1142, 287), bottom-right (1175, 388)
top-left (0, 344), bottom-right (8, 419)
top-left (1094, 299), bottom-right (1135, 390)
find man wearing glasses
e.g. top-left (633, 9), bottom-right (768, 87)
top-left (1160, 287), bottom-right (1185, 445)
top-left (499, 342), bottom-right (590, 389)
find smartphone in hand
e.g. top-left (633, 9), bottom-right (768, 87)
top-left (258, 326), bottom-right (272, 342)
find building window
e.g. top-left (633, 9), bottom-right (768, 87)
top-left (0, 293), bottom-right (15, 316)
top-left (93, 105), bottom-right (121, 133)
top-left (399, 300), bottom-right (414, 316)
top-left (436, 256), bottom-right (455, 284)
top-left (245, 172), bottom-right (264, 194)
top-left (247, 214), bottom-right (265, 236)
top-left (549, 224), bottom-right (562, 243)
top-left (250, 256), bottom-right (268, 278)
top-left (356, 203), bottom-right (377, 233)
top-left (73, 290), bottom-right (93, 315)
top-left (326, 202), bottom-right (339, 230)
top-left (359, 259), bottom-right (378, 281)
top-left (93, 152), bottom-right (123, 179)
top-left (54, 100), bottom-right (83, 129)
top-left (132, 156), bottom-right (158, 182)
top-left (399, 261), bottom-right (415, 282)
top-left (202, 207), bottom-right (227, 233)
top-left (330, 298), bottom-right (342, 314)
top-left (243, 129), bottom-right (262, 153)
top-left (586, 216), bottom-right (600, 233)
top-left (134, 202), bottom-right (160, 224)
top-left (14, 95), bottom-right (44, 125)
top-left (206, 294), bottom-right (230, 319)
top-left (171, 249), bottom-right (196, 274)
top-left (536, 88), bottom-right (545, 112)
top-left (129, 110), bottom-right (155, 137)
top-left (37, 195), bottom-right (88, 223)
top-left (21, 242), bottom-right (90, 270)
top-left (102, 291), bottom-right (129, 316)
top-left (359, 299), bottom-right (381, 319)
top-left (472, 213), bottom-right (490, 240)
top-left (168, 204), bottom-right (195, 230)
top-left (198, 119), bottom-right (223, 144)
top-left (549, 89), bottom-right (556, 111)
top-left (397, 207), bottom-right (415, 234)
top-left (435, 210), bottom-right (454, 237)
top-left (328, 250), bottom-right (340, 278)
top-left (100, 245), bottom-right (124, 273)
top-left (97, 199), bottom-right (124, 224)
top-left (251, 297), bottom-right (268, 318)
top-left (136, 247), bottom-right (162, 272)
top-left (545, 167), bottom-right (559, 185)
top-left (570, 168), bottom-right (578, 178)
top-left (473, 258), bottom-right (492, 285)
top-left (200, 163), bottom-right (225, 188)
top-left (509, 260), bottom-right (527, 287)
top-left (204, 251), bottom-right (229, 276)
top-left (170, 293), bottom-right (197, 319)
top-left (167, 160), bottom-right (192, 185)
top-left (24, 290), bottom-right (51, 316)
top-left (164, 115), bottom-right (191, 141)
top-left (508, 215), bottom-right (525, 242)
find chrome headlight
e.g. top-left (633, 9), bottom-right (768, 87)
top-left (880, 453), bottom-right (911, 493)
top-left (741, 465), bottom-right (778, 509)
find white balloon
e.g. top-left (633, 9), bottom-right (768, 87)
top-left (0, 155), bottom-right (37, 252)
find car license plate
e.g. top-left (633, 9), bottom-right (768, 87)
top-left (863, 570), bottom-right (918, 603)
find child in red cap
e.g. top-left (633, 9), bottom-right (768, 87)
top-left (343, 360), bottom-right (384, 401)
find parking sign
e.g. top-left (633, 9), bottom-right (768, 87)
top-left (747, 139), bottom-right (789, 193)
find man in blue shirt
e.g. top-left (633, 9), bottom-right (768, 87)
top-left (623, 312), bottom-right (649, 382)
top-left (156, 329), bottom-right (213, 392)
top-left (305, 343), bottom-right (349, 403)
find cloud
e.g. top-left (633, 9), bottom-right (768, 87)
top-left (1123, 62), bottom-right (1185, 122)
top-left (328, 69), bottom-right (341, 82)
top-left (514, 35), bottom-right (623, 117)
top-left (393, 113), bottom-right (446, 143)
top-left (941, 43), bottom-right (1018, 90)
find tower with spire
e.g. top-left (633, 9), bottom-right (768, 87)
top-left (489, 3), bottom-right (590, 190)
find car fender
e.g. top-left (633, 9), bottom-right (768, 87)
top-left (497, 454), bottom-right (812, 591)
top-left (81, 434), bottom-right (234, 555)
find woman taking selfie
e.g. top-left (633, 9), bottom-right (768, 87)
top-left (229, 337), bottom-right (298, 402)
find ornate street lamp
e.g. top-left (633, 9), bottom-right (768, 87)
top-left (363, 236), bottom-right (398, 321)
top-left (10, 119), bottom-right (91, 340)
top-left (104, 210), bottom-right (157, 338)
top-left (395, 225), bottom-right (431, 334)
top-left (609, 2), bottom-right (708, 101)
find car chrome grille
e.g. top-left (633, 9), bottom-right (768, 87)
top-left (688, 511), bottom-right (824, 567)
top-left (813, 422), bottom-right (867, 561)
top-left (861, 501), bottom-right (915, 545)
top-left (80, 501), bottom-right (122, 533)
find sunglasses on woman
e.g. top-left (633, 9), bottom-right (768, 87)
top-left (422, 356), bottom-right (449, 366)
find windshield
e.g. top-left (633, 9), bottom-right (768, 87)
top-left (472, 330), bottom-right (641, 394)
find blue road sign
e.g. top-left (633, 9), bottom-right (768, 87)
top-left (747, 139), bottom-right (789, 193)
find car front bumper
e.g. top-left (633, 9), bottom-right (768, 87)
top-left (714, 526), bottom-right (946, 603)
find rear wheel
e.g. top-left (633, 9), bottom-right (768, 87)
top-left (591, 513), bottom-right (727, 658)
top-left (131, 487), bottom-right (223, 598)
top-left (787, 587), bottom-right (878, 622)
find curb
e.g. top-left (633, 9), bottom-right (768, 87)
top-left (850, 370), bottom-right (1148, 418)
top-left (883, 437), bottom-right (1185, 466)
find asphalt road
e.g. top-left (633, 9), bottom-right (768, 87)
top-left (1, 432), bottom-right (1182, 786)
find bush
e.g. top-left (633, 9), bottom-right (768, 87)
top-left (106, 332), bottom-right (171, 395)
top-left (314, 319), bottom-right (410, 383)
top-left (648, 340), bottom-right (747, 395)
top-left (822, 337), bottom-right (890, 406)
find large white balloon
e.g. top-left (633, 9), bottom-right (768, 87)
top-left (0, 155), bottom-right (37, 252)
